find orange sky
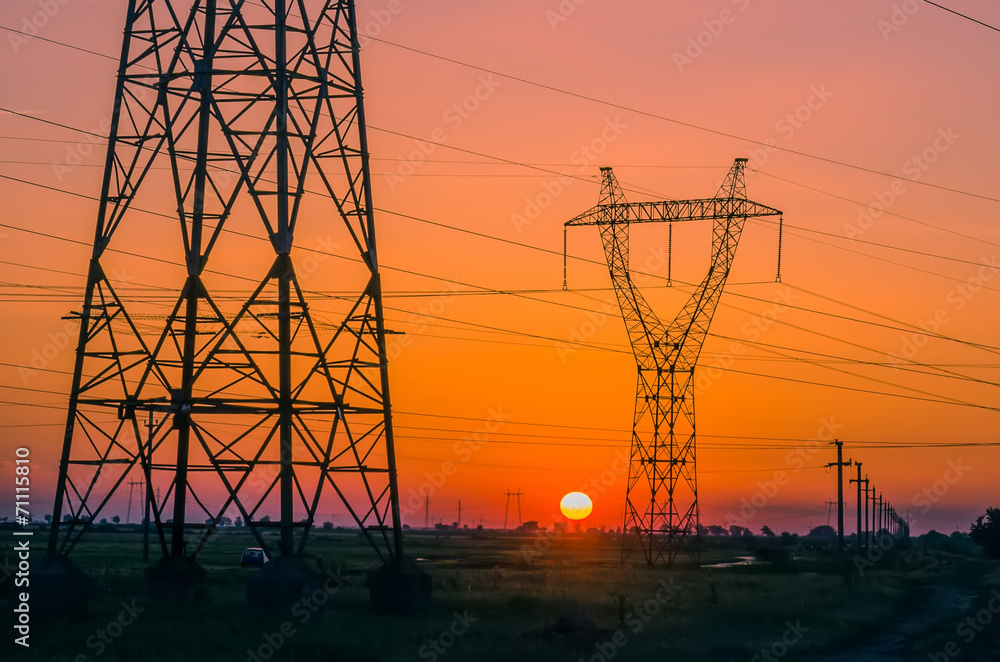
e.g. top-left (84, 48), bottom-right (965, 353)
top-left (1, 0), bottom-right (998, 536)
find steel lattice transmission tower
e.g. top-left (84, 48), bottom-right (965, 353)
top-left (46, 0), bottom-right (405, 585)
top-left (564, 159), bottom-right (782, 565)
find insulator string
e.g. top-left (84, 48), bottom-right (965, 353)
top-left (776, 213), bottom-right (784, 283)
top-left (562, 225), bottom-right (568, 291)
top-left (667, 219), bottom-right (673, 287)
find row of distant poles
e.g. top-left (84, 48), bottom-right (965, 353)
top-left (417, 491), bottom-right (522, 529)
top-left (828, 440), bottom-right (909, 552)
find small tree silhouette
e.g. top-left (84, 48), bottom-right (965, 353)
top-left (970, 507), bottom-right (1000, 559)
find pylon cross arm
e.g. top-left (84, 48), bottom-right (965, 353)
top-left (564, 197), bottom-right (782, 227)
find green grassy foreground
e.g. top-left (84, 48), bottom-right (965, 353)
top-left (1, 527), bottom-right (995, 661)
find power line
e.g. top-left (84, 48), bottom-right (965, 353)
top-left (2, 95), bottom-right (999, 416)
top-left (5, 194), bottom-right (1000, 410)
top-left (0, 25), bottom-right (119, 61)
top-left (4, 84), bottom-right (1000, 305)
top-left (921, 0), bottom-right (1000, 32)
top-left (5, 202), bottom-right (1000, 410)
top-left (755, 170), bottom-right (1000, 251)
top-left (365, 36), bottom-right (1000, 205)
top-left (2, 23), bottom-right (997, 204)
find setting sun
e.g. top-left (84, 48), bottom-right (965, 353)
top-left (559, 492), bottom-right (594, 520)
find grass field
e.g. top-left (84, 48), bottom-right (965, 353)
top-left (2, 526), bottom-right (998, 661)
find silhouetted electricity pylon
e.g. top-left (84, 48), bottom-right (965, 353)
top-left (47, 0), bottom-right (403, 579)
top-left (564, 159), bottom-right (782, 565)
top-left (504, 489), bottom-right (523, 529)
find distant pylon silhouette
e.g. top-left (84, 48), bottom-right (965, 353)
top-left (504, 489), bottom-right (523, 529)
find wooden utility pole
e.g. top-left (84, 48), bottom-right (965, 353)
top-left (826, 440), bottom-right (851, 553)
top-left (141, 412), bottom-right (157, 561)
top-left (849, 462), bottom-right (863, 553)
top-left (861, 479), bottom-right (872, 551)
top-left (876, 492), bottom-right (883, 536)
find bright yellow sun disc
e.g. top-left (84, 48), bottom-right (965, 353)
top-left (560, 492), bottom-right (593, 520)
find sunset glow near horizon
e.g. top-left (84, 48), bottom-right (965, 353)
top-left (1, 0), bottom-right (998, 537)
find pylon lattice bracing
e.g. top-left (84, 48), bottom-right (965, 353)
top-left (565, 159), bottom-right (782, 565)
top-left (47, 0), bottom-right (403, 566)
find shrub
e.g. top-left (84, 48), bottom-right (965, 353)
top-left (970, 507), bottom-right (1000, 559)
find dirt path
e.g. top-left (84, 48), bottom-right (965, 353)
top-left (802, 583), bottom-right (978, 662)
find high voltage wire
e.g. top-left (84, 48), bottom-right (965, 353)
top-left (2, 365), bottom-right (976, 446)
top-left (2, 393), bottom-right (996, 451)
top-left (4, 129), bottom-right (996, 268)
top-left (764, 217), bottom-right (997, 268)
top-left (0, 159), bottom-right (633, 179)
top-left (760, 220), bottom-right (1000, 297)
top-left (363, 36), bottom-right (1000, 205)
top-left (4, 97), bottom-right (1000, 299)
top-left (1, 26), bottom-right (998, 435)
top-left (13, 126), bottom-right (993, 376)
top-left (2, 400), bottom-right (997, 452)
top-left (921, 0), bottom-right (1000, 32)
top-left (3, 166), bottom-right (1000, 403)
top-left (0, 149), bottom-right (727, 170)
top-left (2, 22), bottom-right (999, 206)
top-left (567, 286), bottom-right (1000, 397)
top-left (4, 197), bottom-right (1000, 406)
top-left (755, 170), bottom-right (1000, 251)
